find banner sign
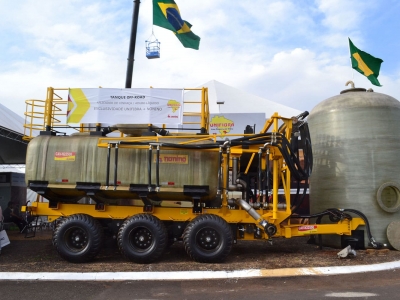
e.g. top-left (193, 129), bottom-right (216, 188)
top-left (209, 113), bottom-right (266, 139)
top-left (67, 88), bottom-right (184, 124)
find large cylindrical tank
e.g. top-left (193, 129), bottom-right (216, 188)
top-left (308, 86), bottom-right (400, 249)
top-left (25, 135), bottom-right (220, 204)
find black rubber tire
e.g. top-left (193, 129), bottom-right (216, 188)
top-left (183, 214), bottom-right (233, 263)
top-left (52, 214), bottom-right (104, 263)
top-left (117, 214), bottom-right (167, 264)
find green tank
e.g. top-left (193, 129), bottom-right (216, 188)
top-left (25, 135), bottom-right (220, 204)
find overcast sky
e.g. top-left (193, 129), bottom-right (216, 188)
top-left (1, 0), bottom-right (399, 118)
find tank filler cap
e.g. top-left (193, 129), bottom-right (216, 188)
top-left (340, 80), bottom-right (367, 94)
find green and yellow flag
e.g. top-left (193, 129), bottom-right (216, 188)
top-left (153, 0), bottom-right (200, 50)
top-left (349, 38), bottom-right (383, 86)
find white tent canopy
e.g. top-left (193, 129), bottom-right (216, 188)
top-left (191, 80), bottom-right (302, 118)
top-left (0, 103), bottom-right (28, 164)
top-left (0, 103), bottom-right (25, 134)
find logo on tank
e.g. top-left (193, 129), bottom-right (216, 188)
top-left (154, 154), bottom-right (188, 164)
top-left (54, 151), bottom-right (76, 161)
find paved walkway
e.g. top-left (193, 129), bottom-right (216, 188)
top-left (1, 261), bottom-right (400, 281)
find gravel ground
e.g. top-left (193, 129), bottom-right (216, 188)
top-left (1, 229), bottom-right (400, 273)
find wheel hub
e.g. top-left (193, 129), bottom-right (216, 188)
top-left (197, 229), bottom-right (219, 250)
top-left (132, 228), bottom-right (152, 249)
top-left (66, 227), bottom-right (88, 251)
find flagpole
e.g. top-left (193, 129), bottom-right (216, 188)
top-left (348, 37), bottom-right (355, 84)
top-left (125, 0), bottom-right (141, 89)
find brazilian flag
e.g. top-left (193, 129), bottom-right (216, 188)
top-left (349, 38), bottom-right (383, 86)
top-left (153, 0), bottom-right (200, 50)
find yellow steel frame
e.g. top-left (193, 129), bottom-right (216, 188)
top-left (26, 202), bottom-right (365, 240)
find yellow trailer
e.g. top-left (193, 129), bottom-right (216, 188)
top-left (22, 87), bottom-right (382, 263)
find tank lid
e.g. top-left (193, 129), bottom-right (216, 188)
top-left (340, 80), bottom-right (367, 94)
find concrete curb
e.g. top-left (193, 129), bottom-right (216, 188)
top-left (1, 260), bottom-right (400, 281)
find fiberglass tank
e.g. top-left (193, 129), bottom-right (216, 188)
top-left (25, 135), bottom-right (220, 205)
top-left (308, 83), bottom-right (400, 249)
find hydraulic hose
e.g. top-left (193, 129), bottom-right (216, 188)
top-left (290, 180), bottom-right (308, 213)
top-left (295, 111), bottom-right (309, 120)
top-left (119, 133), bottom-right (280, 150)
top-left (117, 112), bottom-right (314, 190)
top-left (289, 208), bottom-right (349, 220)
top-left (120, 141), bottom-right (221, 149)
top-left (343, 209), bottom-right (384, 249)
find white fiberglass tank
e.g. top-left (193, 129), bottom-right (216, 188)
top-left (308, 84), bottom-right (400, 249)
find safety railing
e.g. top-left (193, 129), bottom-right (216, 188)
top-left (23, 87), bottom-right (209, 141)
